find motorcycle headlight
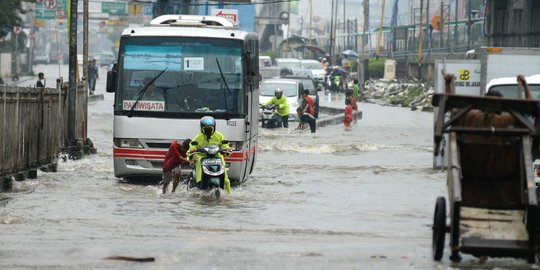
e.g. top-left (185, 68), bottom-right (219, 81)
top-left (207, 147), bottom-right (218, 155)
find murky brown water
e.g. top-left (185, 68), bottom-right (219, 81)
top-left (0, 66), bottom-right (535, 269)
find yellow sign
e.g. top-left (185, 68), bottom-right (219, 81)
top-left (128, 3), bottom-right (141, 15)
top-left (33, 19), bottom-right (46, 28)
top-left (459, 69), bottom-right (470, 81)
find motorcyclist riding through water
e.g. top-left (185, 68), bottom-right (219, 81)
top-left (187, 116), bottom-right (232, 194)
top-left (264, 88), bottom-right (290, 128)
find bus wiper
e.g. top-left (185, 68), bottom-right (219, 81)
top-left (128, 67), bottom-right (168, 118)
top-left (215, 58), bottom-right (231, 119)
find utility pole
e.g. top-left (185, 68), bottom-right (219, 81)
top-left (67, 0), bottom-right (78, 146)
top-left (333, 0), bottom-right (338, 61)
top-left (309, 0), bottom-right (312, 46)
top-left (417, 0), bottom-right (424, 77)
top-left (467, 0), bottom-right (471, 49)
top-left (361, 0), bottom-right (369, 82)
top-left (454, 0), bottom-right (458, 46)
top-left (330, 0), bottom-right (335, 65)
top-left (440, 1), bottom-right (444, 48)
top-left (426, 0), bottom-right (430, 50)
top-left (343, 0), bottom-right (346, 50)
top-left (376, 0), bottom-right (386, 57)
top-left (286, 0), bottom-right (291, 57)
top-left (83, 0), bottom-right (89, 143)
top-left (390, 0), bottom-right (399, 55)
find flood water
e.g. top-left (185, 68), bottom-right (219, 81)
top-left (0, 66), bottom-right (535, 269)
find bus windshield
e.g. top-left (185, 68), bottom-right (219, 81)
top-left (115, 37), bottom-right (244, 115)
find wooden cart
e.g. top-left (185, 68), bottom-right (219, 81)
top-left (432, 93), bottom-right (540, 262)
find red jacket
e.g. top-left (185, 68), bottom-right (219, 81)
top-left (163, 141), bottom-right (187, 173)
top-left (344, 104), bottom-right (353, 125)
top-left (303, 96), bottom-right (315, 115)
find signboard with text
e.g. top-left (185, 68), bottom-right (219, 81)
top-left (211, 9), bottom-right (238, 24)
top-left (35, 0), bottom-right (66, 20)
top-left (435, 60), bottom-right (481, 96)
top-left (102, 2), bottom-right (127, 15)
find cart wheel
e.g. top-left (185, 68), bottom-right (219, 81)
top-left (432, 196), bottom-right (446, 261)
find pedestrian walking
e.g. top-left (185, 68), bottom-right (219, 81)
top-left (88, 58), bottom-right (99, 95)
top-left (345, 89), bottom-right (358, 111)
top-left (344, 98), bottom-right (353, 129)
top-left (352, 79), bottom-right (361, 101)
top-left (36, 72), bottom-right (45, 88)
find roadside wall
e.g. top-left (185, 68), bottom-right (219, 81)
top-left (0, 80), bottom-right (86, 178)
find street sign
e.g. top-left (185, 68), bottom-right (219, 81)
top-left (143, 5), bottom-right (153, 16)
top-left (128, 3), bottom-right (141, 15)
top-left (102, 2), bottom-right (127, 15)
top-left (13, 26), bottom-right (22, 34)
top-left (56, 8), bottom-right (65, 18)
top-left (35, 8), bottom-right (56, 20)
top-left (35, 0), bottom-right (66, 20)
top-left (44, 0), bottom-right (57, 9)
top-left (211, 9), bottom-right (238, 24)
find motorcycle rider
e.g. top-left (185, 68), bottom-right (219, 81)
top-left (330, 66), bottom-right (343, 93)
top-left (264, 88), bottom-right (290, 128)
top-left (187, 116), bottom-right (232, 194)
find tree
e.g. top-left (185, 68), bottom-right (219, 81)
top-left (0, 0), bottom-right (30, 38)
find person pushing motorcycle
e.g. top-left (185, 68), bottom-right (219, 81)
top-left (187, 116), bottom-right (232, 194)
top-left (264, 88), bottom-right (290, 128)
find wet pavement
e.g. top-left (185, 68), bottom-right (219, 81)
top-left (0, 65), bottom-right (537, 269)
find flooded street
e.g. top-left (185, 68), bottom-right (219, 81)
top-left (0, 66), bottom-right (535, 269)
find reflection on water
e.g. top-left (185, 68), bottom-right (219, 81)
top-left (1, 81), bottom-right (532, 269)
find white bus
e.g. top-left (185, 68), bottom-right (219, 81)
top-left (106, 15), bottom-right (260, 183)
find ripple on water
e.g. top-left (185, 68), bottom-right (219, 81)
top-left (258, 142), bottom-right (432, 154)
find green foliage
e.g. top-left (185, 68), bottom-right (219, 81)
top-left (0, 0), bottom-right (28, 38)
top-left (402, 84), bottom-right (425, 107)
top-left (368, 57), bottom-right (386, 79)
top-left (260, 49), bottom-right (278, 63)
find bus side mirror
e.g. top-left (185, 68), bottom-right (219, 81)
top-left (191, 141), bottom-right (199, 146)
top-left (250, 54), bottom-right (259, 77)
top-left (106, 63), bottom-right (117, 93)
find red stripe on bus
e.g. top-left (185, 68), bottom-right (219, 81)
top-left (113, 148), bottom-right (249, 160)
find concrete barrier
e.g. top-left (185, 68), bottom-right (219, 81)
top-left (316, 106), bottom-right (362, 128)
top-left (88, 94), bottom-right (104, 102)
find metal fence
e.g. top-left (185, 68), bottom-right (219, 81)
top-left (0, 80), bottom-right (86, 178)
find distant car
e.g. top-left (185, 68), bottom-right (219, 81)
top-left (486, 74), bottom-right (540, 99)
top-left (275, 58), bottom-right (301, 69)
top-left (93, 53), bottom-right (115, 67)
top-left (33, 51), bottom-right (50, 64)
top-left (300, 59), bottom-right (326, 84)
top-left (259, 55), bottom-right (272, 67)
top-left (259, 66), bottom-right (281, 81)
top-left (259, 78), bottom-right (303, 122)
top-left (280, 68), bottom-right (322, 118)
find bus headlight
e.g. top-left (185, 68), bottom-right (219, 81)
top-left (114, 138), bottom-right (143, 148)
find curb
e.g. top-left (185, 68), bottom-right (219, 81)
top-left (316, 106), bottom-right (362, 128)
top-left (88, 94), bottom-right (104, 102)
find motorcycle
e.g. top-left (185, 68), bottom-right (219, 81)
top-left (259, 104), bottom-right (280, 129)
top-left (187, 141), bottom-right (229, 199)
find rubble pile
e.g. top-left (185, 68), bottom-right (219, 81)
top-left (363, 79), bottom-right (434, 112)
